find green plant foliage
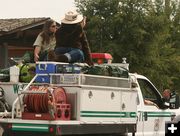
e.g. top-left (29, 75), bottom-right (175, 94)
top-left (76, 0), bottom-right (180, 92)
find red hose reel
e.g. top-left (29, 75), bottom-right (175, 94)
top-left (22, 86), bottom-right (71, 120)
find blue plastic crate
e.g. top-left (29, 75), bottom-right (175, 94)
top-left (35, 62), bottom-right (69, 83)
top-left (36, 62), bottom-right (59, 74)
top-left (35, 75), bottom-right (50, 83)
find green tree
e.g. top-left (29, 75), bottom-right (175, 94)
top-left (76, 0), bottom-right (180, 92)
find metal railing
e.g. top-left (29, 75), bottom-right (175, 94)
top-left (50, 74), bottom-right (131, 88)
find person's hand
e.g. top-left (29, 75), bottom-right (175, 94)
top-left (81, 16), bottom-right (87, 28)
top-left (34, 53), bottom-right (39, 62)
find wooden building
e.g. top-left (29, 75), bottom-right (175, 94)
top-left (0, 18), bottom-right (58, 68)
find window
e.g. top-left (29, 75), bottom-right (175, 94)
top-left (138, 79), bottom-right (162, 107)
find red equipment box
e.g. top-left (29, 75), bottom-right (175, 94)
top-left (22, 104), bottom-right (71, 120)
top-left (56, 104), bottom-right (71, 120)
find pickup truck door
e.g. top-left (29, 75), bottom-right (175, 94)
top-left (137, 78), bottom-right (171, 136)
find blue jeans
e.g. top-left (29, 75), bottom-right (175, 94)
top-left (55, 47), bottom-right (84, 63)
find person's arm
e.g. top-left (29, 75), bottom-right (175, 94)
top-left (34, 46), bottom-right (41, 62)
top-left (144, 99), bottom-right (159, 108)
top-left (81, 32), bottom-right (93, 66)
top-left (33, 34), bottom-right (43, 62)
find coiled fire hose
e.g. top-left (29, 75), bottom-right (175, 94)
top-left (23, 86), bottom-right (67, 118)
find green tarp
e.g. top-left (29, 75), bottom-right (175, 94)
top-left (82, 65), bottom-right (129, 78)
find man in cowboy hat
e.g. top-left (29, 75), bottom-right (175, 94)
top-left (50, 11), bottom-right (93, 66)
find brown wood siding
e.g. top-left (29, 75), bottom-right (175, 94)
top-left (8, 46), bottom-right (33, 57)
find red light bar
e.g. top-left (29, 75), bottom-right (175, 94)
top-left (90, 53), bottom-right (113, 59)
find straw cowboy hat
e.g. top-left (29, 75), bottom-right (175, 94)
top-left (61, 11), bottom-right (83, 24)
